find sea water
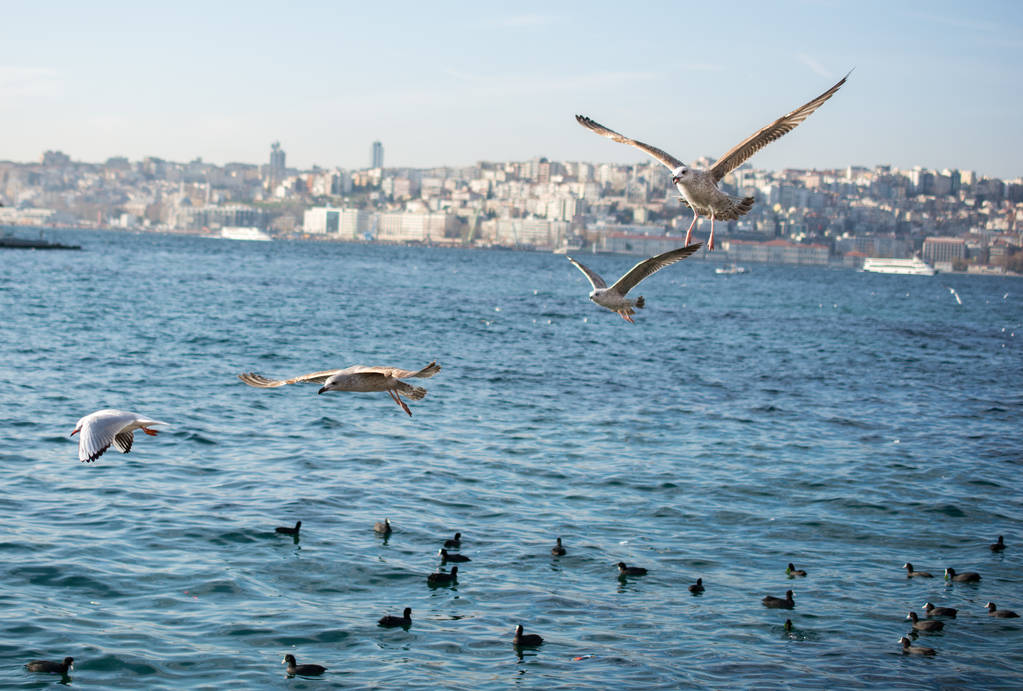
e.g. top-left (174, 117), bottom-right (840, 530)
top-left (1, 229), bottom-right (1021, 689)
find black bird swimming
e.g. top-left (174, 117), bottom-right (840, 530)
top-left (903, 562), bottom-right (933, 578)
top-left (786, 563), bottom-right (807, 577)
top-left (378, 607), bottom-right (412, 627)
top-left (551, 536), bottom-right (566, 556)
top-left (899, 636), bottom-right (936, 655)
top-left (513, 624), bottom-right (544, 647)
top-left (922, 602), bottom-right (957, 618)
top-left (688, 578), bottom-right (704, 594)
top-left (945, 567), bottom-right (981, 582)
top-left (275, 521), bottom-right (301, 535)
top-left (617, 561), bottom-right (647, 577)
top-left (439, 548), bottom-right (470, 563)
top-left (443, 532), bottom-right (462, 548)
top-left (985, 602), bottom-right (1020, 618)
top-left (374, 518), bottom-right (392, 535)
top-left (907, 611), bottom-right (943, 632)
top-left (25, 657), bottom-right (73, 675)
top-left (282, 653), bottom-right (326, 676)
top-left (990, 535), bottom-right (1006, 552)
top-left (427, 566), bottom-right (458, 585)
top-left (762, 590), bottom-right (795, 609)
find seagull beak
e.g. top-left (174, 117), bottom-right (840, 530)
top-left (672, 177), bottom-right (679, 184)
top-left (70, 428), bottom-right (79, 436)
top-left (317, 386), bottom-right (327, 395)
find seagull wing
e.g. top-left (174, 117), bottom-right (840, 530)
top-left (113, 430), bottom-right (134, 454)
top-left (237, 369), bottom-right (344, 388)
top-left (609, 242), bottom-right (703, 296)
top-left (566, 256), bottom-right (607, 290)
top-left (78, 411), bottom-right (134, 463)
top-left (575, 115), bottom-right (684, 171)
top-left (344, 362), bottom-right (442, 379)
top-left (708, 71), bottom-right (850, 183)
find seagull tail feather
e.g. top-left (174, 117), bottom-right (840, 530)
top-left (396, 382), bottom-right (428, 400)
top-left (635, 296), bottom-right (645, 309)
top-left (718, 195), bottom-right (756, 220)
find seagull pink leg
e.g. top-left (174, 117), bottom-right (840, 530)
top-left (142, 427), bottom-right (159, 436)
top-left (388, 389), bottom-right (413, 416)
top-left (684, 214), bottom-right (698, 246)
top-left (707, 213), bottom-right (716, 251)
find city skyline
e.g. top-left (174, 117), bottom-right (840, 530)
top-left (1, 2), bottom-right (1021, 178)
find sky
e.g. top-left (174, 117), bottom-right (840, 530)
top-left (1, 1), bottom-right (1021, 178)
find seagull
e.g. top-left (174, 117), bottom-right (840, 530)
top-left (70, 409), bottom-right (168, 463)
top-left (567, 243), bottom-right (702, 322)
top-left (576, 71), bottom-right (849, 251)
top-left (238, 361), bottom-right (441, 416)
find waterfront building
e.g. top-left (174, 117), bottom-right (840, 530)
top-left (725, 238), bottom-right (829, 265)
top-left (303, 206), bottom-right (374, 239)
top-left (371, 141), bottom-right (384, 169)
top-left (376, 211), bottom-right (455, 242)
top-left (922, 236), bottom-right (966, 264)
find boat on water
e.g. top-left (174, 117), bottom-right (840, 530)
top-left (715, 263), bottom-right (748, 275)
top-left (861, 256), bottom-right (935, 276)
top-left (219, 226), bottom-right (272, 242)
top-left (0, 230), bottom-right (81, 250)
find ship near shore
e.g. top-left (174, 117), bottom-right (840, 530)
top-left (861, 256), bottom-right (935, 276)
top-left (0, 229), bottom-right (81, 250)
top-left (219, 226), bottom-right (272, 241)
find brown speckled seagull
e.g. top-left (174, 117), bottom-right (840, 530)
top-left (576, 71), bottom-right (849, 251)
top-left (567, 242), bottom-right (702, 323)
top-left (238, 361), bottom-right (440, 416)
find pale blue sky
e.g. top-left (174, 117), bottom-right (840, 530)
top-left (1, 1), bottom-right (1020, 178)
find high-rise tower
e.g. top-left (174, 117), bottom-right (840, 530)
top-left (371, 141), bottom-right (384, 169)
top-left (268, 141), bottom-right (286, 189)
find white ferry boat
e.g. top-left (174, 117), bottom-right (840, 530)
top-left (220, 226), bottom-right (272, 242)
top-left (861, 256), bottom-right (935, 276)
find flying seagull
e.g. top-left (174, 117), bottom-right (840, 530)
top-left (576, 71), bottom-right (849, 251)
top-left (567, 243), bottom-right (702, 322)
top-left (238, 361), bottom-right (441, 416)
top-left (71, 409), bottom-right (168, 463)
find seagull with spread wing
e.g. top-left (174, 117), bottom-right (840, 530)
top-left (238, 361), bottom-right (441, 416)
top-left (567, 243), bottom-right (702, 323)
top-left (576, 72), bottom-right (849, 251)
top-left (71, 409), bottom-right (168, 463)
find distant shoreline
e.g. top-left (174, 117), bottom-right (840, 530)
top-left (5, 223), bottom-right (1021, 278)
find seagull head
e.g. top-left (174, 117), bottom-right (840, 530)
top-left (671, 165), bottom-right (689, 184)
top-left (317, 375), bottom-right (340, 395)
top-left (70, 415), bottom-right (87, 436)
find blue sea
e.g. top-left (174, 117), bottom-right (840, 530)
top-left (1, 229), bottom-right (1021, 689)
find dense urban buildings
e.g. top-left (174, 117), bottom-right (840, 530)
top-left (1, 145), bottom-right (1021, 273)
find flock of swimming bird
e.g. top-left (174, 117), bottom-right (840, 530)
top-left (26, 520), bottom-right (1016, 678)
top-left (30, 69), bottom-right (1009, 680)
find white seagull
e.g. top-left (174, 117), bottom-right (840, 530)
top-left (567, 243), bottom-right (702, 322)
top-left (576, 71), bottom-right (849, 251)
top-left (238, 361), bottom-right (441, 416)
top-left (71, 409), bottom-right (168, 463)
